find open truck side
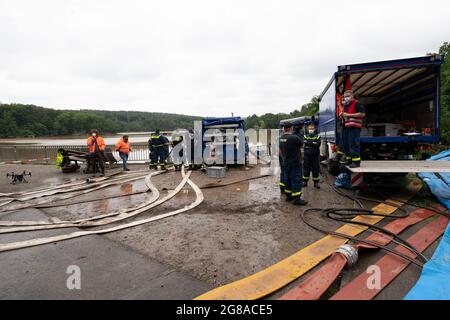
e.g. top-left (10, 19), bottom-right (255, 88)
top-left (317, 54), bottom-right (444, 177)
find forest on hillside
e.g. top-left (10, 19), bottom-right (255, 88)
top-left (1, 42), bottom-right (448, 141)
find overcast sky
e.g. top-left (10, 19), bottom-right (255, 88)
top-left (1, 0), bottom-right (449, 117)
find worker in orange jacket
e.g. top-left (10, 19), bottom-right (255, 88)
top-left (86, 129), bottom-right (106, 175)
top-left (115, 135), bottom-right (131, 171)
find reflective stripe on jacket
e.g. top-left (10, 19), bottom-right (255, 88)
top-left (344, 100), bottom-right (364, 128)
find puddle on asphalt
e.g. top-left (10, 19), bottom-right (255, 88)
top-left (120, 183), bottom-right (133, 194)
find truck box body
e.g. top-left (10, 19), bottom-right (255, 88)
top-left (199, 117), bottom-right (246, 165)
top-left (318, 55), bottom-right (443, 162)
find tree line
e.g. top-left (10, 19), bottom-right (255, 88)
top-left (1, 42), bottom-right (448, 141)
top-left (0, 105), bottom-right (202, 137)
top-left (0, 98), bottom-right (318, 138)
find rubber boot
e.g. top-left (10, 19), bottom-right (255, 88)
top-left (342, 158), bottom-right (352, 166)
top-left (314, 181), bottom-right (320, 189)
top-left (349, 161), bottom-right (360, 168)
top-left (293, 197), bottom-right (308, 206)
top-left (160, 164), bottom-right (167, 171)
top-left (285, 194), bottom-right (293, 202)
top-left (280, 186), bottom-right (285, 194)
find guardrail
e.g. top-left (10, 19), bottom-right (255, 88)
top-left (0, 143), bottom-right (151, 163)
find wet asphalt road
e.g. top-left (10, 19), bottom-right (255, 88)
top-left (0, 163), bottom-right (445, 299)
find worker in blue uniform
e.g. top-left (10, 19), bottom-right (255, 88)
top-left (278, 125), bottom-right (286, 193)
top-left (341, 90), bottom-right (366, 168)
top-left (148, 129), bottom-right (168, 170)
top-left (302, 124), bottom-right (321, 189)
top-left (279, 122), bottom-right (308, 206)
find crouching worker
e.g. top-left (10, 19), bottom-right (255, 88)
top-left (303, 124), bottom-right (321, 189)
top-left (279, 122), bottom-right (308, 206)
top-left (116, 135), bottom-right (131, 171)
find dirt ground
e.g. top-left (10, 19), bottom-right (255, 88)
top-left (0, 162), bottom-right (445, 299)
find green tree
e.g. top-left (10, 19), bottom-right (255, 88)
top-left (439, 42), bottom-right (450, 143)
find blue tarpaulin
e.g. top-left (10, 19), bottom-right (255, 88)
top-left (404, 150), bottom-right (450, 300)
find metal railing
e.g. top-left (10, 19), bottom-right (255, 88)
top-left (0, 143), bottom-right (151, 163)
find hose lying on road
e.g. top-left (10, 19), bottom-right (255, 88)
top-left (0, 168), bottom-right (203, 253)
top-left (301, 176), bottom-right (433, 267)
top-left (0, 169), bottom-right (137, 198)
top-left (0, 169), bottom-right (190, 233)
top-left (0, 171), bottom-right (161, 228)
top-left (0, 171), bottom-right (153, 213)
top-left (300, 208), bottom-right (427, 267)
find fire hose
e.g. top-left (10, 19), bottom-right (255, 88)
top-left (0, 167), bottom-right (203, 252)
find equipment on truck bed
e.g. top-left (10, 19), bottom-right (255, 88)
top-left (6, 171), bottom-right (32, 184)
top-left (317, 54), bottom-right (444, 184)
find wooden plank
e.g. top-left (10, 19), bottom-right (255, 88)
top-left (348, 160), bottom-right (450, 173)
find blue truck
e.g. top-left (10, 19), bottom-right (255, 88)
top-left (317, 54), bottom-right (444, 175)
top-left (198, 117), bottom-right (247, 165)
top-left (279, 116), bottom-right (316, 136)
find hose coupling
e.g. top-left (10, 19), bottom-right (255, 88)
top-left (334, 244), bottom-right (358, 267)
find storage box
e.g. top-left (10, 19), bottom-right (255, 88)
top-left (207, 166), bottom-right (226, 178)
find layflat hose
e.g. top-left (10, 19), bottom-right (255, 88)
top-left (0, 171), bottom-right (152, 213)
top-left (300, 208), bottom-right (426, 267)
top-left (0, 169), bottom-right (190, 233)
top-left (0, 168), bottom-right (203, 253)
top-left (301, 174), bottom-right (433, 267)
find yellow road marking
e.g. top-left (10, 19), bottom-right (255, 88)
top-left (195, 180), bottom-right (421, 300)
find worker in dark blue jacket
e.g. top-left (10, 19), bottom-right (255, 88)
top-left (277, 126), bottom-right (286, 193)
top-left (302, 124), bottom-right (321, 189)
top-left (279, 122), bottom-right (308, 206)
top-left (148, 129), bottom-right (168, 170)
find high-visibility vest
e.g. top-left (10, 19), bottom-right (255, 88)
top-left (87, 136), bottom-right (106, 153)
top-left (344, 100), bottom-right (364, 129)
top-left (116, 139), bottom-right (131, 154)
top-left (55, 151), bottom-right (64, 169)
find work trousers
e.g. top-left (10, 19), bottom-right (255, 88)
top-left (119, 152), bottom-right (129, 170)
top-left (284, 164), bottom-right (303, 198)
top-left (89, 152), bottom-right (105, 174)
top-left (150, 148), bottom-right (166, 164)
top-left (336, 123), bottom-right (345, 158)
top-left (279, 156), bottom-right (285, 192)
top-left (303, 150), bottom-right (320, 182)
top-left (343, 127), bottom-right (361, 162)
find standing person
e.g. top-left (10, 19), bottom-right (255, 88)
top-left (279, 122), bottom-right (308, 206)
top-left (115, 135), bottom-right (131, 171)
top-left (278, 125), bottom-right (286, 194)
top-left (172, 132), bottom-right (184, 171)
top-left (335, 93), bottom-right (345, 162)
top-left (86, 129), bottom-right (106, 175)
top-left (148, 129), bottom-right (167, 170)
top-left (341, 90), bottom-right (365, 168)
top-left (302, 124), bottom-right (321, 189)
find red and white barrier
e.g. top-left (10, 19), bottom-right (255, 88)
top-left (351, 172), bottom-right (364, 187)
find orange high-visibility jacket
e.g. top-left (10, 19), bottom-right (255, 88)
top-left (115, 139), bottom-right (132, 154)
top-left (87, 136), bottom-right (106, 153)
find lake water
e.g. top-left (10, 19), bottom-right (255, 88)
top-left (0, 133), bottom-right (157, 146)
